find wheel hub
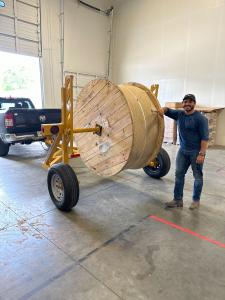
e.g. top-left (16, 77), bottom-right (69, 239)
top-left (148, 159), bottom-right (160, 168)
top-left (51, 174), bottom-right (64, 202)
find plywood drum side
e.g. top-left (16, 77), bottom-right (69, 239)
top-left (126, 82), bottom-right (164, 164)
top-left (74, 80), bottom-right (134, 177)
top-left (75, 79), bottom-right (164, 177)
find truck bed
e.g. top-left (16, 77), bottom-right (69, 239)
top-left (3, 108), bottom-right (61, 134)
top-left (0, 98), bottom-right (61, 154)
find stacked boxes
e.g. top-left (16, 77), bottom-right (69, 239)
top-left (201, 111), bottom-right (217, 146)
top-left (163, 102), bottom-right (223, 147)
top-left (164, 116), bottom-right (177, 144)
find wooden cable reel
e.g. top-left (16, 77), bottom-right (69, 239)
top-left (75, 80), bottom-right (164, 177)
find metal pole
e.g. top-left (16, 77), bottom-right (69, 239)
top-left (60, 0), bottom-right (64, 86)
top-left (107, 7), bottom-right (114, 79)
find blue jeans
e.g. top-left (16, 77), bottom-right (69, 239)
top-left (174, 148), bottom-right (203, 202)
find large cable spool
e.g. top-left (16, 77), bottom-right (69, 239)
top-left (74, 80), bottom-right (164, 177)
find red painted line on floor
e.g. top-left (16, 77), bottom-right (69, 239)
top-left (149, 215), bottom-right (225, 249)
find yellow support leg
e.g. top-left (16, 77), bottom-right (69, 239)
top-left (42, 75), bottom-right (74, 169)
top-left (42, 75), bottom-right (102, 169)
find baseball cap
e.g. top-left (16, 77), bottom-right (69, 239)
top-left (183, 94), bottom-right (196, 102)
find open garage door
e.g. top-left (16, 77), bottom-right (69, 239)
top-left (0, 0), bottom-right (41, 57)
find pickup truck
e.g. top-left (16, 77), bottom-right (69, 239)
top-left (0, 97), bottom-right (61, 156)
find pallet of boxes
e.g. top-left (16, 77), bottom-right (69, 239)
top-left (164, 102), bottom-right (224, 147)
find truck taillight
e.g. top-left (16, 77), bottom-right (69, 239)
top-left (5, 113), bottom-right (14, 128)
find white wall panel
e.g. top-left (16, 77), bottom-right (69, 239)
top-left (64, 0), bottom-right (111, 76)
top-left (40, 0), bottom-right (61, 108)
top-left (111, 0), bottom-right (225, 145)
top-left (18, 39), bottom-right (39, 56)
top-left (0, 34), bottom-right (15, 52)
top-left (0, 0), bottom-right (41, 56)
top-left (40, 0), bottom-right (112, 107)
top-left (0, 15), bottom-right (15, 35)
top-left (17, 21), bottom-right (38, 41)
top-left (17, 2), bottom-right (38, 23)
top-left (21, 0), bottom-right (39, 6)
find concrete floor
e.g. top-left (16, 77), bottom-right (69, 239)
top-left (0, 143), bottom-right (225, 300)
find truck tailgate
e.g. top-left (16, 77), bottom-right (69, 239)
top-left (7, 108), bottom-right (61, 134)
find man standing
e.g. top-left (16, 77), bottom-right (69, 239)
top-left (161, 94), bottom-right (209, 210)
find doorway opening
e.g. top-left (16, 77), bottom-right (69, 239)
top-left (0, 51), bottom-right (42, 108)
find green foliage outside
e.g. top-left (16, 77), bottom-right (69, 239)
top-left (1, 65), bottom-right (34, 91)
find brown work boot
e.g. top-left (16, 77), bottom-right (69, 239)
top-left (189, 202), bottom-right (200, 210)
top-left (165, 200), bottom-right (183, 208)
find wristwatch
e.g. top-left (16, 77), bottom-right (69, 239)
top-left (198, 151), bottom-right (206, 156)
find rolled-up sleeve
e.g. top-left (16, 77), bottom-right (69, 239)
top-left (164, 108), bottom-right (180, 121)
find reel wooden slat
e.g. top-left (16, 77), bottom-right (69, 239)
top-left (75, 79), bottom-right (164, 177)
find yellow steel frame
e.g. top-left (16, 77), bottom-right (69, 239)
top-left (42, 76), bottom-right (160, 170)
top-left (150, 84), bottom-right (159, 98)
top-left (42, 76), bottom-right (100, 169)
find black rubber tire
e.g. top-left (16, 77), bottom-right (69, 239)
top-left (0, 138), bottom-right (10, 157)
top-left (143, 148), bottom-right (171, 179)
top-left (47, 163), bottom-right (79, 211)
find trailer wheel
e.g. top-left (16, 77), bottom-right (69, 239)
top-left (47, 163), bottom-right (79, 211)
top-left (0, 138), bottom-right (10, 157)
top-left (143, 148), bottom-right (171, 179)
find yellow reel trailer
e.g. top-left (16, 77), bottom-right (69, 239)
top-left (42, 76), bottom-right (171, 211)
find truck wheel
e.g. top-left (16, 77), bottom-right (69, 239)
top-left (47, 163), bottom-right (79, 211)
top-left (0, 138), bottom-right (10, 157)
top-left (143, 148), bottom-right (171, 179)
